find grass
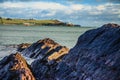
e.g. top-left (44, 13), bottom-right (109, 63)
top-left (0, 18), bottom-right (81, 27)
top-left (0, 18), bottom-right (65, 25)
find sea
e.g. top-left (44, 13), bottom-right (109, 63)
top-left (0, 25), bottom-right (94, 60)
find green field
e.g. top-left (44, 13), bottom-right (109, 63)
top-left (0, 18), bottom-right (80, 26)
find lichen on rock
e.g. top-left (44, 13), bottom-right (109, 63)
top-left (21, 38), bottom-right (69, 61)
top-left (0, 53), bottom-right (35, 80)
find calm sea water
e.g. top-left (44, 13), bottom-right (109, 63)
top-left (0, 25), bottom-right (94, 48)
top-left (0, 25), bottom-right (94, 60)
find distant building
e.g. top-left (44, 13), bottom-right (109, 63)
top-left (23, 22), bottom-right (35, 26)
top-left (23, 23), bottom-right (30, 26)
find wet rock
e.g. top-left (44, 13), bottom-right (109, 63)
top-left (21, 38), bottom-right (69, 61)
top-left (0, 53), bottom-right (35, 80)
top-left (31, 23), bottom-right (120, 80)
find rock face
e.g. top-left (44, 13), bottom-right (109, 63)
top-left (0, 23), bottom-right (120, 80)
top-left (55, 23), bottom-right (120, 80)
top-left (31, 23), bottom-right (120, 80)
top-left (21, 38), bottom-right (69, 61)
top-left (31, 59), bottom-right (58, 80)
top-left (17, 38), bottom-right (69, 80)
top-left (0, 53), bottom-right (35, 80)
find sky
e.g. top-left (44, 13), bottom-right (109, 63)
top-left (0, 0), bottom-right (120, 26)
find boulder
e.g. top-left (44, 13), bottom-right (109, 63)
top-left (31, 23), bottom-right (120, 80)
top-left (0, 53), bottom-right (35, 80)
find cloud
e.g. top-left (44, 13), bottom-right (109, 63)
top-left (0, 1), bottom-right (119, 26)
top-left (0, 2), bottom-right (67, 10)
top-left (70, 4), bottom-right (84, 10)
top-left (0, 2), bottom-right (24, 8)
top-left (96, 5), bottom-right (105, 10)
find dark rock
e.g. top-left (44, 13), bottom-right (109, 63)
top-left (17, 43), bottom-right (31, 52)
top-left (56, 23), bottom-right (120, 80)
top-left (21, 38), bottom-right (69, 61)
top-left (31, 59), bottom-right (58, 80)
top-left (102, 23), bottom-right (120, 28)
top-left (20, 38), bottom-right (69, 80)
top-left (31, 23), bottom-right (120, 80)
top-left (0, 53), bottom-right (35, 80)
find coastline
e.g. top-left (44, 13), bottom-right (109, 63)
top-left (0, 23), bottom-right (120, 80)
top-left (0, 18), bottom-right (81, 27)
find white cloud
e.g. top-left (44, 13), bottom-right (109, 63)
top-left (96, 5), bottom-right (106, 10)
top-left (0, 1), bottom-right (119, 26)
top-left (89, 11), bottom-right (102, 15)
top-left (70, 4), bottom-right (84, 10)
top-left (1, 2), bottom-right (119, 15)
top-left (0, 2), bottom-right (67, 10)
top-left (0, 2), bottom-right (24, 8)
top-left (31, 2), bottom-right (67, 10)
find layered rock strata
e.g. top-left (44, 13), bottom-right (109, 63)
top-left (55, 23), bottom-right (120, 80)
top-left (21, 38), bottom-right (69, 61)
top-left (0, 23), bottom-right (120, 80)
top-left (0, 53), bottom-right (35, 80)
top-left (32, 23), bottom-right (120, 80)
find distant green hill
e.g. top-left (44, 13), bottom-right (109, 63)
top-left (0, 18), bottom-right (81, 27)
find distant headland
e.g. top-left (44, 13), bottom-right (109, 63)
top-left (0, 17), bottom-right (81, 27)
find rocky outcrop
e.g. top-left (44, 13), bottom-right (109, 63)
top-left (31, 59), bottom-right (58, 80)
top-left (21, 38), bottom-right (69, 61)
top-left (55, 23), bottom-right (120, 80)
top-left (17, 43), bottom-right (31, 52)
top-left (1, 23), bottom-right (120, 80)
top-left (17, 38), bottom-right (69, 80)
top-left (0, 53), bottom-right (35, 80)
top-left (31, 23), bottom-right (120, 80)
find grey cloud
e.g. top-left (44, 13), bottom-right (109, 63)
top-left (0, 2), bottom-right (119, 26)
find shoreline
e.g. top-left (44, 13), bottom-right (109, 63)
top-left (0, 18), bottom-right (81, 27)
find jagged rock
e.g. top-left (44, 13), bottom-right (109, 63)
top-left (55, 23), bottom-right (120, 80)
top-left (21, 38), bottom-right (69, 61)
top-left (17, 43), bottom-right (31, 52)
top-left (31, 59), bottom-right (58, 80)
top-left (0, 53), bottom-right (35, 80)
top-left (102, 23), bottom-right (120, 28)
top-left (31, 23), bottom-right (120, 80)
